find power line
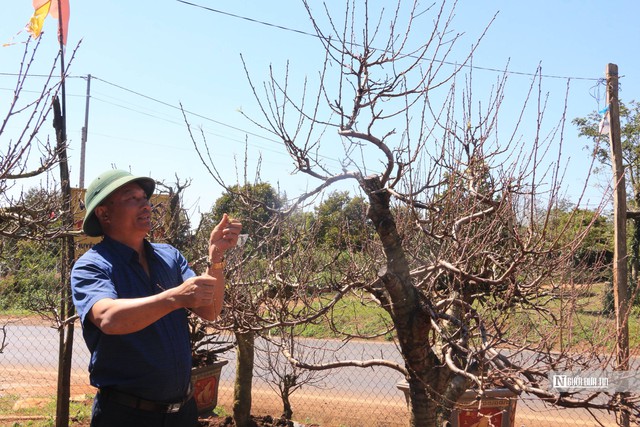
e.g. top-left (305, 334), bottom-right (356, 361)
top-left (0, 71), bottom-right (344, 169)
top-left (90, 76), bottom-right (282, 144)
top-left (177, 0), bottom-right (316, 38)
top-left (0, 72), bottom-right (86, 79)
top-left (176, 0), bottom-right (602, 82)
top-left (89, 93), bottom-right (300, 165)
top-left (0, 73), bottom-right (258, 137)
top-left (0, 0), bottom-right (613, 84)
top-left (90, 95), bottom-right (186, 127)
top-left (87, 76), bottom-right (349, 168)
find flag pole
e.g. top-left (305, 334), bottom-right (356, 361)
top-left (53, 0), bottom-right (75, 425)
top-left (57, 0), bottom-right (66, 136)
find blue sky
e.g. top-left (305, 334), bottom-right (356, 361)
top-left (1, 0), bottom-right (639, 222)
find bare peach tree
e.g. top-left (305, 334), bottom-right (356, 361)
top-left (215, 195), bottom-right (354, 425)
top-left (0, 38), bottom-right (64, 240)
top-left (177, 124), bottom-right (350, 424)
top-left (235, 0), bottom-right (636, 426)
top-left (254, 327), bottom-right (331, 420)
top-left (0, 36), bottom-right (81, 319)
top-left (0, 35), bottom-right (83, 427)
top-left (0, 36), bottom-right (84, 324)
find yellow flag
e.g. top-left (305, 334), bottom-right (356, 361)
top-left (26, 0), bottom-right (52, 40)
top-left (25, 0), bottom-right (69, 45)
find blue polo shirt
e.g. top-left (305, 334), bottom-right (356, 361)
top-left (71, 236), bottom-right (196, 402)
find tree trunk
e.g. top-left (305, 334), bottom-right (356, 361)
top-left (406, 356), bottom-right (469, 427)
top-left (280, 373), bottom-right (296, 420)
top-left (282, 393), bottom-right (293, 420)
top-left (363, 175), bottom-right (454, 427)
top-left (233, 331), bottom-right (255, 427)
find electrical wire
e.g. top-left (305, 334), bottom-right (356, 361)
top-left (90, 76), bottom-right (344, 168)
top-left (176, 0), bottom-right (602, 82)
top-left (89, 93), bottom-right (302, 165)
top-left (0, 71), bottom-right (343, 169)
top-left (1, 0), bottom-right (617, 175)
top-left (91, 76), bottom-right (277, 144)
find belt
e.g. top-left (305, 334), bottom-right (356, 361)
top-left (99, 388), bottom-right (193, 414)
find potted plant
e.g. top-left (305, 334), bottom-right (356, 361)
top-left (189, 314), bottom-right (233, 415)
top-left (396, 381), bottom-right (518, 427)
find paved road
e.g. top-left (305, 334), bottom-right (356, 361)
top-left (0, 320), bottom-right (621, 426)
top-left (1, 321), bottom-right (407, 396)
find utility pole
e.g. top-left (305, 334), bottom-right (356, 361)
top-left (79, 74), bottom-right (91, 188)
top-left (606, 62), bottom-right (630, 427)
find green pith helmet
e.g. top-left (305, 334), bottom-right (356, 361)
top-left (82, 169), bottom-right (156, 237)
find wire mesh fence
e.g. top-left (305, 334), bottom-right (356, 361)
top-left (0, 315), bottom-right (620, 427)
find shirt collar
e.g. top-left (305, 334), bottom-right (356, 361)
top-left (101, 235), bottom-right (157, 264)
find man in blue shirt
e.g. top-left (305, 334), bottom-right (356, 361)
top-left (71, 169), bottom-right (242, 427)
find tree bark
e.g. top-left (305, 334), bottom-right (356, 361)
top-left (282, 392), bottom-right (293, 420)
top-left (233, 331), bottom-right (255, 427)
top-left (363, 175), bottom-right (453, 427)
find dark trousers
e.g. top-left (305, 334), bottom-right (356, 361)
top-left (91, 391), bottom-right (199, 427)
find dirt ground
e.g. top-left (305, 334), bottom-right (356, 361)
top-left (0, 415), bottom-right (304, 427)
top-left (0, 413), bottom-right (307, 427)
top-left (0, 374), bottom-right (409, 427)
top-left (199, 414), bottom-right (310, 427)
top-left (1, 374), bottom-right (622, 427)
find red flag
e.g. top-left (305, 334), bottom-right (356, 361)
top-left (27, 0), bottom-right (70, 45)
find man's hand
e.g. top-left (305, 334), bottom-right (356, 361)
top-left (209, 213), bottom-right (243, 259)
top-left (174, 275), bottom-right (219, 308)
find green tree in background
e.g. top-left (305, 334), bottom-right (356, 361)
top-left (574, 100), bottom-right (640, 280)
top-left (0, 239), bottom-right (59, 310)
top-left (314, 191), bottom-right (368, 250)
top-left (0, 188), bottom-right (63, 311)
top-left (211, 182), bottom-right (283, 242)
top-left (574, 100), bottom-right (640, 184)
top-left (574, 101), bottom-right (640, 312)
top-left (154, 178), bottom-right (193, 251)
top-left (546, 204), bottom-right (613, 278)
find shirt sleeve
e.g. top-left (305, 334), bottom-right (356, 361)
top-left (71, 253), bottom-right (118, 325)
top-left (177, 247), bottom-right (196, 282)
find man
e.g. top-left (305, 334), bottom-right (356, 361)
top-left (71, 169), bottom-right (242, 427)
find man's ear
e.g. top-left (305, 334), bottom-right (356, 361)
top-left (95, 205), bottom-right (109, 222)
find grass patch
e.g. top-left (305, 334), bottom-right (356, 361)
top-left (0, 308), bottom-right (35, 318)
top-left (293, 294), bottom-right (393, 340)
top-left (495, 282), bottom-right (640, 351)
top-left (0, 395), bottom-right (92, 427)
top-left (278, 283), bottom-right (640, 352)
top-left (556, 282), bottom-right (640, 349)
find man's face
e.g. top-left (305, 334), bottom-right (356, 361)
top-left (96, 182), bottom-right (152, 238)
